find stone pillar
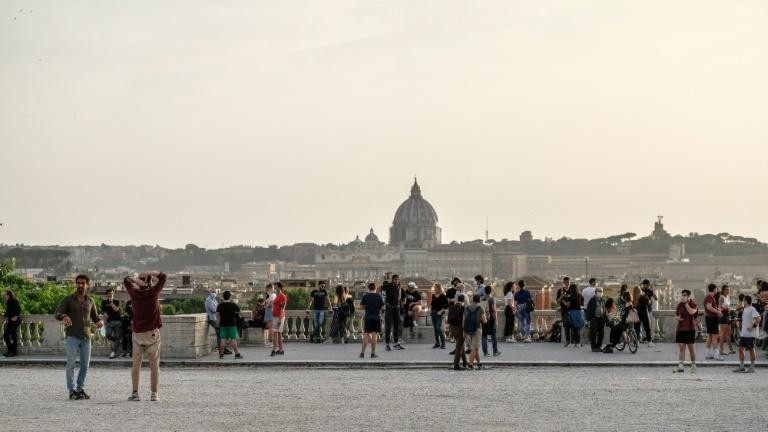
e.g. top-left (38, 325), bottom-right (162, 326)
top-left (158, 314), bottom-right (213, 358)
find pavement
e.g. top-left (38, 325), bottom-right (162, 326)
top-left (2, 340), bottom-right (766, 368)
top-left (0, 365), bottom-right (766, 431)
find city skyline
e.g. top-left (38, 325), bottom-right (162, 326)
top-left (2, 1), bottom-right (767, 248)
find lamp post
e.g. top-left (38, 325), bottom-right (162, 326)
top-left (585, 256), bottom-right (590, 280)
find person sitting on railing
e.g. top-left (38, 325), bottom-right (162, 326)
top-left (403, 282), bottom-right (422, 329)
top-left (602, 298), bottom-right (622, 353)
top-left (328, 285), bottom-right (354, 343)
top-left (249, 296), bottom-right (266, 329)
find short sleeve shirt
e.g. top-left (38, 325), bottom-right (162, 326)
top-left (704, 294), bottom-right (718, 317)
top-left (675, 300), bottom-right (698, 332)
top-left (404, 290), bottom-right (422, 309)
top-left (216, 302), bottom-right (241, 327)
top-left (741, 306), bottom-right (761, 338)
top-left (360, 292), bottom-right (384, 320)
top-left (310, 289), bottom-right (329, 310)
top-left (273, 292), bottom-right (287, 318)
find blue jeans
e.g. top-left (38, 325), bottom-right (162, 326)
top-left (431, 313), bottom-right (445, 346)
top-left (312, 310), bottom-right (326, 341)
top-left (518, 309), bottom-right (531, 337)
top-left (105, 320), bottom-right (122, 352)
top-left (208, 319), bottom-right (221, 347)
top-left (481, 321), bottom-right (499, 355)
top-left (65, 336), bottom-right (91, 393)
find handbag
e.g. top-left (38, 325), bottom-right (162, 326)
top-left (626, 309), bottom-right (640, 324)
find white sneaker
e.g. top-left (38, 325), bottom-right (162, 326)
top-left (265, 342), bottom-right (273, 348)
top-left (565, 344), bottom-right (573, 348)
top-left (109, 351), bottom-right (116, 359)
top-left (524, 337), bottom-right (531, 343)
top-left (412, 322), bottom-right (419, 327)
top-left (648, 342), bottom-right (655, 348)
top-left (714, 355), bottom-right (724, 361)
top-left (690, 365), bottom-right (697, 374)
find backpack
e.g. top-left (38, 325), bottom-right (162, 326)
top-left (525, 298), bottom-right (535, 313)
top-left (463, 306), bottom-right (481, 333)
top-left (447, 304), bottom-right (464, 326)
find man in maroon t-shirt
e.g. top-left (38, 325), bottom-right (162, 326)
top-left (674, 289), bottom-right (698, 373)
top-left (123, 271), bottom-right (166, 401)
top-left (703, 283), bottom-right (723, 360)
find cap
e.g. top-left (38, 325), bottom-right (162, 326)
top-left (407, 282), bottom-right (417, 288)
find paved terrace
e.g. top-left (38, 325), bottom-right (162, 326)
top-left (0, 364), bottom-right (765, 432)
top-left (2, 340), bottom-right (766, 368)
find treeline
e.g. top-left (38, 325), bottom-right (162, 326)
top-left (0, 259), bottom-right (74, 314)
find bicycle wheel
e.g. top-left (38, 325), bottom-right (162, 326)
top-left (615, 333), bottom-right (626, 351)
top-left (627, 329), bottom-right (639, 354)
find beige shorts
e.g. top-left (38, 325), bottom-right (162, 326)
top-left (271, 318), bottom-right (284, 332)
top-left (465, 330), bottom-right (482, 349)
top-left (133, 329), bottom-right (161, 359)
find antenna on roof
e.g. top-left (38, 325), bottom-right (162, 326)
top-left (485, 218), bottom-right (489, 243)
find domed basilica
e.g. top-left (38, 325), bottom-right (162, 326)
top-left (389, 178), bottom-right (442, 249)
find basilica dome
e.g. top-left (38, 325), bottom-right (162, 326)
top-left (392, 179), bottom-right (439, 226)
top-left (389, 179), bottom-right (442, 249)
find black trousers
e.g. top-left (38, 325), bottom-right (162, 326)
top-left (504, 305), bottom-right (516, 337)
top-left (635, 310), bottom-right (652, 342)
top-left (589, 318), bottom-right (605, 349)
top-left (384, 306), bottom-right (401, 344)
top-left (3, 319), bottom-right (21, 355)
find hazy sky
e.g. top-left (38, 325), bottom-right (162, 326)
top-left (2, 1), bottom-right (767, 248)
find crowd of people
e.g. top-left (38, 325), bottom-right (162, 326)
top-left (236, 274), bottom-right (766, 372)
top-left (1, 272), bottom-right (766, 400)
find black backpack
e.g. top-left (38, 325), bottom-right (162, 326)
top-left (463, 306), bottom-right (481, 333)
top-left (447, 304), bottom-right (464, 326)
top-left (526, 299), bottom-right (535, 313)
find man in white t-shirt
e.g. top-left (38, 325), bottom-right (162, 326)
top-left (582, 278), bottom-right (597, 310)
top-left (734, 295), bottom-right (761, 373)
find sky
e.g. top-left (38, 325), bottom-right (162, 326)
top-left (1, 1), bottom-right (767, 248)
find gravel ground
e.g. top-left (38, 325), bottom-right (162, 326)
top-left (1, 366), bottom-right (765, 431)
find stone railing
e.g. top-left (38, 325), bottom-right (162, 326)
top-left (1, 314), bottom-right (212, 359)
top-left (0, 309), bottom-right (707, 358)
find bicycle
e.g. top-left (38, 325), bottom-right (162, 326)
top-left (615, 326), bottom-right (639, 354)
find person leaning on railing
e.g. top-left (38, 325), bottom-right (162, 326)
top-left (2, 290), bottom-right (22, 358)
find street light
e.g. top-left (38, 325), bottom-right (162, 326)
top-left (585, 256), bottom-right (590, 280)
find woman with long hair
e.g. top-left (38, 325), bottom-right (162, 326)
top-left (430, 283), bottom-right (448, 349)
top-left (563, 283), bottom-right (584, 348)
top-left (718, 285), bottom-right (735, 354)
top-left (503, 282), bottom-right (517, 343)
top-left (328, 285), bottom-right (352, 343)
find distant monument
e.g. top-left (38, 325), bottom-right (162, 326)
top-left (389, 178), bottom-right (442, 249)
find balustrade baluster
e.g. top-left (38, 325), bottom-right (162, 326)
top-left (297, 315), bottom-right (305, 340)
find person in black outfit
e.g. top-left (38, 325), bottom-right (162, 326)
top-left (2, 290), bottom-right (22, 358)
top-left (430, 283), bottom-right (448, 349)
top-left (216, 291), bottom-right (243, 359)
top-left (121, 300), bottom-right (133, 358)
top-left (382, 274), bottom-right (405, 351)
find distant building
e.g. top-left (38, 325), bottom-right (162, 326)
top-left (315, 229), bottom-right (400, 280)
top-left (426, 241), bottom-right (492, 280)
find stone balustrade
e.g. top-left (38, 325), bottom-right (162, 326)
top-left (1, 309), bottom-right (704, 358)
